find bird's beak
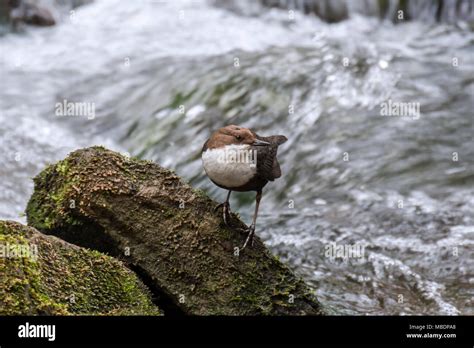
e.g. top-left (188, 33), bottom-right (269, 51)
top-left (252, 139), bottom-right (271, 146)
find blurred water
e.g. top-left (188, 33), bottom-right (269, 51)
top-left (0, 0), bottom-right (473, 315)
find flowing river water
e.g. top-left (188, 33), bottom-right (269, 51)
top-left (0, 0), bottom-right (473, 315)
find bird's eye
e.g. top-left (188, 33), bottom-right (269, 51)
top-left (236, 135), bottom-right (242, 140)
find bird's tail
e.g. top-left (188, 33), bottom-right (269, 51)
top-left (268, 135), bottom-right (288, 145)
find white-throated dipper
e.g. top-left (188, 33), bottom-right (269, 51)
top-left (202, 125), bottom-right (287, 250)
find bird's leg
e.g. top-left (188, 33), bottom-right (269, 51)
top-left (214, 190), bottom-right (232, 226)
top-left (241, 190), bottom-right (262, 250)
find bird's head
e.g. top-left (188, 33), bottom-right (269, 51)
top-left (208, 125), bottom-right (270, 149)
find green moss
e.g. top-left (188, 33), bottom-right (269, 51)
top-left (193, 188), bottom-right (210, 201)
top-left (0, 221), bottom-right (161, 315)
top-left (26, 159), bottom-right (79, 231)
top-left (56, 159), bottom-right (70, 176)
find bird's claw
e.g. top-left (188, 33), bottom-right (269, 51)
top-left (214, 202), bottom-right (225, 212)
top-left (215, 202), bottom-right (231, 227)
top-left (240, 224), bottom-right (255, 250)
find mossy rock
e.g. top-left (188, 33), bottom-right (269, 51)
top-left (0, 220), bottom-right (161, 315)
top-left (26, 146), bottom-right (324, 315)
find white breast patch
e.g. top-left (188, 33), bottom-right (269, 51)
top-left (202, 145), bottom-right (257, 189)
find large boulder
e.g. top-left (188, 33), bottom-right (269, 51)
top-left (0, 220), bottom-right (161, 315)
top-left (26, 146), bottom-right (324, 315)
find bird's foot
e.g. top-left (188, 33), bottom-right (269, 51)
top-left (214, 201), bottom-right (231, 227)
top-left (239, 224), bottom-right (255, 250)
